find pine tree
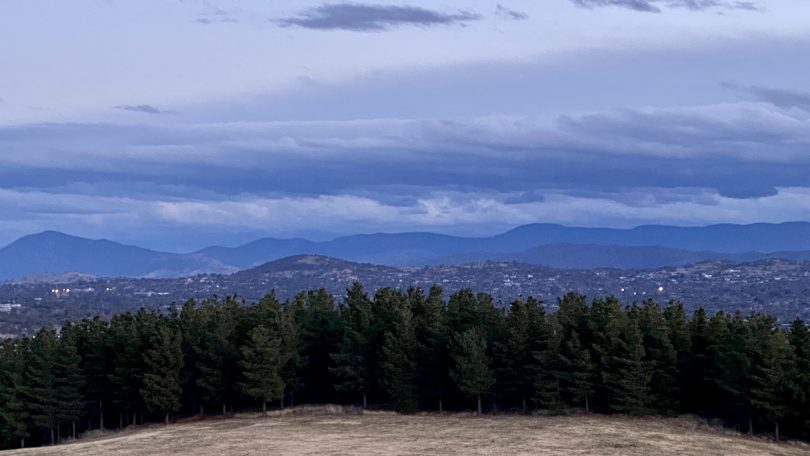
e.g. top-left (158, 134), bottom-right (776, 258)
top-left (497, 299), bottom-right (535, 412)
top-left (601, 315), bottom-right (652, 415)
top-left (74, 317), bottom-right (113, 430)
top-left (140, 325), bottom-right (184, 425)
top-left (55, 324), bottom-right (84, 440)
top-left (381, 308), bottom-right (418, 412)
top-left (449, 328), bottom-right (494, 415)
top-left (178, 299), bottom-right (206, 415)
top-left (788, 318), bottom-right (810, 437)
top-left (412, 285), bottom-right (447, 411)
top-left (239, 325), bottom-right (286, 416)
top-left (331, 282), bottom-right (374, 408)
top-left (195, 300), bottom-right (239, 416)
top-left (0, 340), bottom-right (29, 448)
top-left (664, 301), bottom-right (691, 413)
top-left (107, 313), bottom-right (147, 428)
top-left (555, 330), bottom-right (594, 412)
top-left (24, 329), bottom-right (60, 444)
top-left (709, 312), bottom-right (753, 430)
top-left (750, 317), bottom-right (793, 440)
top-left (293, 289), bottom-right (340, 403)
top-left (635, 300), bottom-right (680, 414)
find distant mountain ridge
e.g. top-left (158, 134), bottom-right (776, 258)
top-left (3, 222), bottom-right (810, 281)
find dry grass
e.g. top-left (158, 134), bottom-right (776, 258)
top-left (5, 407), bottom-right (809, 456)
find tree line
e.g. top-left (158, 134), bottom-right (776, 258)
top-left (1, 283), bottom-right (809, 449)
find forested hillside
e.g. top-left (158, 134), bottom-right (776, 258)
top-left (2, 285), bottom-right (809, 449)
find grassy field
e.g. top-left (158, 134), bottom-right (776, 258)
top-left (5, 406), bottom-right (809, 456)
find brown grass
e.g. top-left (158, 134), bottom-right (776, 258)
top-left (6, 407), bottom-right (809, 456)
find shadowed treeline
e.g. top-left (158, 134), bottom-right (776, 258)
top-left (1, 284), bottom-right (808, 449)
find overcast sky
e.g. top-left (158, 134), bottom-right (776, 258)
top-left (1, 0), bottom-right (809, 251)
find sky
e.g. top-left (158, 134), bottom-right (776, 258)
top-left (1, 0), bottom-right (809, 251)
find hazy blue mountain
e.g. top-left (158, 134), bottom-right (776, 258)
top-left (3, 222), bottom-right (810, 281)
top-left (0, 231), bottom-right (234, 281)
top-left (199, 222), bottom-right (810, 267)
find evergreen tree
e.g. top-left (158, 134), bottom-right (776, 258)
top-left (178, 299), bottom-right (206, 415)
top-left (381, 297), bottom-right (418, 412)
top-left (601, 315), bottom-right (652, 415)
top-left (331, 282), bottom-right (374, 408)
top-left (55, 324), bottom-right (85, 440)
top-left (788, 318), bottom-right (810, 437)
top-left (24, 329), bottom-right (60, 444)
top-left (412, 285), bottom-right (447, 411)
top-left (555, 330), bottom-right (594, 412)
top-left (107, 312), bottom-right (147, 428)
top-left (195, 299), bottom-right (239, 416)
top-left (635, 300), bottom-right (680, 414)
top-left (497, 299), bottom-right (535, 411)
top-left (140, 325), bottom-right (184, 425)
top-left (239, 325), bottom-right (286, 416)
top-left (663, 302), bottom-right (691, 413)
top-left (74, 317), bottom-right (113, 430)
top-left (749, 316), bottom-right (793, 440)
top-left (449, 328), bottom-right (494, 415)
top-left (0, 340), bottom-right (29, 448)
top-left (293, 289), bottom-right (340, 403)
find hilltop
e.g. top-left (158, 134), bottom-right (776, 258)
top-left (3, 409), bottom-right (807, 456)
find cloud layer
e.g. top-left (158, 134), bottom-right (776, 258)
top-left (276, 3), bottom-right (481, 31)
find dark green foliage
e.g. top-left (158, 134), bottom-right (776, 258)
top-left (449, 328), bottom-right (494, 415)
top-left (331, 282), bottom-right (374, 407)
top-left (140, 325), bottom-right (183, 424)
top-left (24, 329), bottom-right (61, 444)
top-left (239, 325), bottom-right (285, 415)
top-left (600, 313), bottom-right (652, 415)
top-left (0, 340), bottom-right (29, 448)
top-left (381, 293), bottom-right (418, 411)
top-left (54, 324), bottom-right (84, 437)
top-left (4, 285), bottom-right (810, 449)
top-left (411, 285), bottom-right (447, 410)
top-left (195, 299), bottom-right (240, 415)
top-left (634, 300), bottom-right (679, 414)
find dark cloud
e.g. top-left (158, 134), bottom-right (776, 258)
top-left (275, 3), bottom-right (481, 32)
top-left (114, 104), bottom-right (167, 115)
top-left (724, 83), bottom-right (810, 112)
top-left (495, 5), bottom-right (529, 20)
top-left (571, 0), bottom-right (760, 12)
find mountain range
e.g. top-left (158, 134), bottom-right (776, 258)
top-left (3, 222), bottom-right (810, 281)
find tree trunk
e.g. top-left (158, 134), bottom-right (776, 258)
top-left (280, 395), bottom-right (284, 410)
top-left (132, 410), bottom-right (136, 426)
top-left (439, 397), bottom-right (443, 413)
top-left (50, 427), bottom-right (54, 446)
top-left (748, 416), bottom-right (754, 436)
top-left (119, 412), bottom-right (123, 430)
top-left (262, 400), bottom-right (267, 417)
top-left (222, 403), bottom-right (227, 416)
top-left (72, 420), bottom-right (76, 440)
top-left (585, 393), bottom-right (590, 414)
top-left (775, 422), bottom-right (780, 441)
top-left (477, 394), bottom-right (482, 416)
top-left (165, 413), bottom-right (169, 425)
top-left (99, 400), bottom-right (104, 430)
top-left (362, 391), bottom-right (368, 410)
top-left (200, 402), bottom-right (204, 416)
top-left (290, 390), bottom-right (295, 407)
top-left (20, 437), bottom-right (24, 448)
top-left (522, 396), bottom-right (527, 414)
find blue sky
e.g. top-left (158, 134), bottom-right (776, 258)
top-left (1, 0), bottom-right (809, 251)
